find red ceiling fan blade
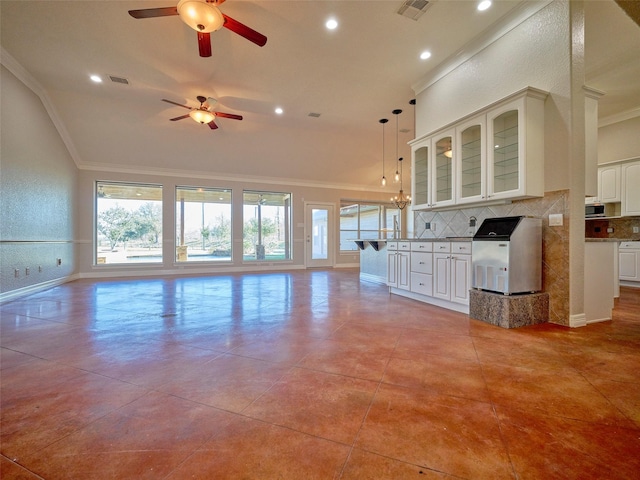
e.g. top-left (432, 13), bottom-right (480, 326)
top-left (222, 14), bottom-right (267, 47)
top-left (197, 32), bottom-right (212, 57)
top-left (128, 7), bottom-right (178, 19)
top-left (208, 120), bottom-right (219, 130)
top-left (215, 112), bottom-right (243, 121)
top-left (170, 114), bottom-right (192, 121)
top-left (162, 99), bottom-right (191, 109)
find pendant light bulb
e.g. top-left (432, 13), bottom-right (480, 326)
top-left (379, 118), bottom-right (389, 189)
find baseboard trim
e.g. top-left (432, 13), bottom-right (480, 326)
top-left (0, 275), bottom-right (79, 303)
top-left (569, 313), bottom-right (587, 328)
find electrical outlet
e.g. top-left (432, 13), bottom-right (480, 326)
top-left (38, 265), bottom-right (42, 272)
top-left (549, 213), bottom-right (563, 226)
top-left (425, 222), bottom-right (431, 230)
top-left (607, 227), bottom-right (614, 233)
top-left (25, 267), bottom-right (30, 276)
top-left (57, 258), bottom-right (62, 266)
top-left (14, 269), bottom-right (19, 278)
top-left (634, 226), bottom-right (639, 234)
top-left (432, 223), bottom-right (436, 232)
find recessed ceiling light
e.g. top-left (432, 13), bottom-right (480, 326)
top-left (420, 50), bottom-right (432, 60)
top-left (90, 74), bottom-right (102, 83)
top-left (325, 18), bottom-right (338, 30)
top-left (477, 1), bottom-right (492, 11)
top-left (275, 107), bottom-right (283, 115)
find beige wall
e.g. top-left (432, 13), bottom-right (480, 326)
top-left (0, 65), bottom-right (78, 296)
top-left (598, 116), bottom-right (640, 164)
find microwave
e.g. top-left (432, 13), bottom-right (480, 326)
top-left (585, 204), bottom-right (605, 217)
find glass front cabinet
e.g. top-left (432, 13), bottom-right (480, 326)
top-left (455, 115), bottom-right (485, 204)
top-left (410, 87), bottom-right (547, 211)
top-left (432, 129), bottom-right (455, 208)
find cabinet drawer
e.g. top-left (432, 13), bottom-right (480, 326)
top-left (398, 242), bottom-right (411, 251)
top-left (433, 242), bottom-right (451, 253)
top-left (411, 242), bottom-right (433, 252)
top-left (411, 252), bottom-right (432, 274)
top-left (452, 242), bottom-right (472, 254)
top-left (411, 272), bottom-right (433, 296)
top-left (387, 242), bottom-right (398, 251)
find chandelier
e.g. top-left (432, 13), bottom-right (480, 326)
top-left (391, 157), bottom-right (411, 210)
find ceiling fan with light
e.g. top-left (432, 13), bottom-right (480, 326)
top-left (162, 96), bottom-right (243, 130)
top-left (128, 0), bottom-right (267, 57)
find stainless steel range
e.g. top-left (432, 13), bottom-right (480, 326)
top-left (472, 216), bottom-right (542, 295)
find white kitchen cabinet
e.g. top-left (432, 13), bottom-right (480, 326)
top-left (432, 129), bottom-right (456, 208)
top-left (456, 115), bottom-right (486, 205)
top-left (410, 242), bottom-right (433, 296)
top-left (619, 242), bottom-right (640, 283)
top-left (598, 164), bottom-right (621, 203)
top-left (412, 139), bottom-right (430, 209)
top-left (387, 241), bottom-right (410, 290)
top-left (432, 242), bottom-right (472, 305)
top-left (621, 161), bottom-right (640, 216)
top-left (486, 91), bottom-right (545, 201)
top-left (410, 87), bottom-right (546, 211)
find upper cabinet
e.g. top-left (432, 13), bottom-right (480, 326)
top-left (432, 129), bottom-right (456, 208)
top-left (598, 164), bottom-right (621, 203)
top-left (622, 161), bottom-right (640, 216)
top-left (456, 115), bottom-right (485, 204)
top-left (411, 87), bottom-right (547, 211)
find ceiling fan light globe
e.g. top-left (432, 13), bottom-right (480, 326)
top-left (190, 109), bottom-right (215, 124)
top-left (177, 0), bottom-right (224, 33)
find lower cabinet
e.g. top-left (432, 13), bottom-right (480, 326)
top-left (388, 241), bottom-right (471, 313)
top-left (410, 245), bottom-right (433, 296)
top-left (433, 242), bottom-right (472, 306)
top-left (387, 241), bottom-right (410, 290)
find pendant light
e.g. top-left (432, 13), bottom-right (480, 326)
top-left (392, 109), bottom-right (402, 183)
top-left (379, 118), bottom-right (389, 186)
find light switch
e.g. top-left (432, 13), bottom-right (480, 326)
top-left (549, 213), bottom-right (563, 226)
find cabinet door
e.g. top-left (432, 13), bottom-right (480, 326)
top-left (432, 130), bottom-right (455, 207)
top-left (487, 101), bottom-right (521, 198)
top-left (451, 254), bottom-right (471, 305)
top-left (619, 250), bottom-right (639, 281)
top-left (412, 140), bottom-right (431, 209)
top-left (387, 252), bottom-right (398, 287)
top-left (622, 162), bottom-right (640, 216)
top-left (456, 116), bottom-right (485, 204)
top-left (599, 165), bottom-right (621, 203)
top-left (433, 252), bottom-right (451, 300)
top-left (398, 252), bottom-right (411, 290)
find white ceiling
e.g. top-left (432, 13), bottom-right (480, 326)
top-left (2, 0), bottom-right (639, 190)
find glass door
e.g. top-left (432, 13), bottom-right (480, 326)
top-left (432, 130), bottom-right (455, 207)
top-left (457, 116), bottom-right (485, 204)
top-left (305, 203), bottom-right (334, 267)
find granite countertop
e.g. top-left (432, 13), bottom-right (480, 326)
top-left (388, 237), bottom-right (473, 242)
top-left (585, 238), bottom-right (636, 242)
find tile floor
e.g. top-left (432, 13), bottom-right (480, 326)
top-left (1, 269), bottom-right (639, 479)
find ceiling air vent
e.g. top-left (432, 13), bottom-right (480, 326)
top-left (308, 112), bottom-right (321, 118)
top-left (397, 0), bottom-right (432, 21)
top-left (108, 75), bottom-right (130, 85)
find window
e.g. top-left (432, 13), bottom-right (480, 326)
top-left (243, 190), bottom-right (292, 261)
top-left (96, 182), bottom-right (163, 264)
top-left (339, 202), bottom-right (400, 251)
top-left (176, 186), bottom-right (232, 262)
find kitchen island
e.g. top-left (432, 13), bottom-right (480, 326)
top-left (357, 238), bottom-right (473, 314)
